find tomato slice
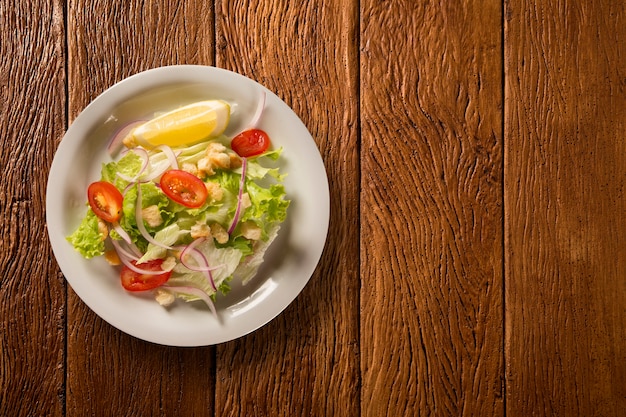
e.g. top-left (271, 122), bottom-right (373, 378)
top-left (120, 259), bottom-right (171, 291)
top-left (87, 181), bottom-right (124, 223)
top-left (160, 170), bottom-right (208, 208)
top-left (231, 129), bottom-right (270, 157)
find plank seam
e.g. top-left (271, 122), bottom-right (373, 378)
top-left (501, 0), bottom-right (507, 415)
top-left (63, 0), bottom-right (69, 415)
top-left (356, 0), bottom-right (363, 416)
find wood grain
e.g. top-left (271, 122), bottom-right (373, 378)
top-left (65, 1), bottom-right (216, 415)
top-left (0, 1), bottom-right (66, 416)
top-left (214, 0), bottom-right (361, 416)
top-left (360, 1), bottom-right (504, 415)
top-left (4, 0), bottom-right (626, 415)
top-left (504, 1), bottom-right (626, 415)
top-left (67, 0), bottom-right (215, 119)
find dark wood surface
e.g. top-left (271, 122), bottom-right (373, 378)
top-left (1, 1), bottom-right (624, 416)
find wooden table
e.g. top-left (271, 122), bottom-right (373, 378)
top-left (2, 1), bottom-right (625, 416)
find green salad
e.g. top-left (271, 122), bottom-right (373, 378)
top-left (67, 100), bottom-right (289, 315)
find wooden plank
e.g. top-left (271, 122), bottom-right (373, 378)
top-left (65, 1), bottom-right (216, 415)
top-left (0, 1), bottom-right (66, 416)
top-left (360, 1), bottom-right (504, 415)
top-left (213, 0), bottom-right (361, 415)
top-left (504, 1), bottom-right (626, 415)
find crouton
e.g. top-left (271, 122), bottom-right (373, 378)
top-left (210, 223), bottom-right (229, 244)
top-left (241, 221), bottom-right (262, 240)
top-left (141, 205), bottom-right (163, 228)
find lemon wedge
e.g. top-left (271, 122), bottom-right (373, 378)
top-left (124, 100), bottom-right (231, 148)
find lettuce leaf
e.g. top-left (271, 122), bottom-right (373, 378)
top-left (101, 151), bottom-right (142, 191)
top-left (118, 182), bottom-right (173, 251)
top-left (138, 223), bottom-right (188, 263)
top-left (243, 182), bottom-right (289, 225)
top-left (66, 209), bottom-right (105, 259)
top-left (168, 238), bottom-right (243, 299)
top-left (233, 224), bottom-right (281, 285)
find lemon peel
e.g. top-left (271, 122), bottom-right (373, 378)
top-left (124, 100), bottom-right (231, 148)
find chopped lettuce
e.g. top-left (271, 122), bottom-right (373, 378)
top-left (118, 182), bottom-right (173, 252)
top-left (243, 182), bottom-right (289, 224)
top-left (138, 223), bottom-right (187, 263)
top-left (167, 237), bottom-right (243, 300)
top-left (101, 151), bottom-right (142, 190)
top-left (234, 224), bottom-right (281, 285)
top-left (66, 209), bottom-right (105, 259)
top-left (66, 136), bottom-right (290, 311)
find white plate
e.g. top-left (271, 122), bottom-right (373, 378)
top-left (46, 65), bottom-right (329, 346)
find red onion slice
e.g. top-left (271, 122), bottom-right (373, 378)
top-left (179, 238), bottom-right (217, 291)
top-left (135, 183), bottom-right (173, 250)
top-left (109, 224), bottom-right (143, 258)
top-left (116, 172), bottom-right (136, 183)
top-left (110, 238), bottom-right (140, 262)
top-left (127, 242), bottom-right (143, 259)
top-left (133, 148), bottom-right (150, 175)
top-left (111, 222), bottom-right (132, 245)
top-left (141, 163), bottom-right (170, 183)
top-left (116, 147), bottom-right (149, 183)
top-left (141, 149), bottom-right (182, 182)
top-left (154, 145), bottom-right (179, 170)
top-left (107, 120), bottom-right (146, 157)
top-left (109, 239), bottom-right (171, 276)
top-left (247, 91), bottom-right (266, 129)
top-left (164, 285), bottom-right (218, 316)
top-left (122, 181), bottom-right (135, 196)
top-left (227, 157), bottom-right (247, 234)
